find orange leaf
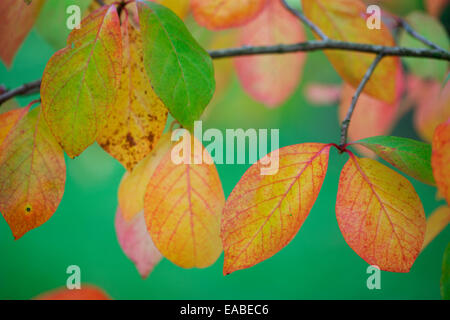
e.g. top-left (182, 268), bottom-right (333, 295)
top-left (0, 108), bottom-right (28, 149)
top-left (98, 17), bottom-right (168, 171)
top-left (0, 0), bottom-right (44, 67)
top-left (336, 156), bottom-right (426, 272)
top-left (144, 134), bottom-right (224, 268)
top-left (415, 81), bottom-right (450, 142)
top-left (432, 119), bottom-right (450, 206)
top-left (115, 207), bottom-right (163, 278)
top-left (41, 5), bottom-right (122, 158)
top-left (191, 0), bottom-right (268, 30)
top-left (35, 285), bottom-right (110, 300)
top-left (118, 133), bottom-right (173, 221)
top-left (0, 106), bottom-right (66, 239)
top-left (425, 0), bottom-right (449, 17)
top-left (303, 0), bottom-right (401, 104)
top-left (422, 206), bottom-right (450, 250)
top-left (234, 0), bottom-right (306, 107)
top-left (222, 143), bottom-right (331, 275)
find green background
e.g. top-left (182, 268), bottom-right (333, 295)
top-left (0, 2), bottom-right (449, 300)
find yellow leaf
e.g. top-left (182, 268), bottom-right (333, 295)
top-left (98, 17), bottom-right (168, 171)
top-left (336, 156), bottom-right (426, 272)
top-left (422, 206), bottom-right (450, 250)
top-left (303, 0), bottom-right (401, 104)
top-left (118, 133), bottom-right (173, 221)
top-left (222, 143), bottom-right (331, 275)
top-left (144, 134), bottom-right (224, 268)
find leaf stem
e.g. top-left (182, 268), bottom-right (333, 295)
top-left (339, 53), bottom-right (385, 149)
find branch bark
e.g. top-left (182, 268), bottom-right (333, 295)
top-left (339, 53), bottom-right (385, 148)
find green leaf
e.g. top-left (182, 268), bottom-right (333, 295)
top-left (442, 243), bottom-right (450, 300)
top-left (355, 136), bottom-right (435, 185)
top-left (399, 12), bottom-right (449, 81)
top-left (36, 0), bottom-right (92, 50)
top-left (137, 0), bottom-right (215, 129)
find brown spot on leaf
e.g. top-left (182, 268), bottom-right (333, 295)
top-left (126, 133), bottom-right (136, 147)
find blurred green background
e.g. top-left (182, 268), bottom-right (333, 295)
top-left (0, 0), bottom-right (449, 300)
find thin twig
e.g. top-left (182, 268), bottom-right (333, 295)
top-left (397, 18), bottom-right (447, 53)
top-left (0, 80), bottom-right (41, 105)
top-left (340, 53), bottom-right (385, 148)
top-left (281, 0), bottom-right (328, 40)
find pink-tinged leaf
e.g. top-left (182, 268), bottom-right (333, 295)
top-left (422, 206), bottom-right (450, 250)
top-left (339, 84), bottom-right (399, 149)
top-left (222, 143), bottom-right (331, 275)
top-left (144, 134), bottom-right (225, 269)
top-left (0, 106), bottom-right (66, 239)
top-left (432, 119), bottom-right (450, 206)
top-left (0, 0), bottom-right (45, 67)
top-left (414, 80), bottom-right (450, 142)
top-left (336, 156), bottom-right (426, 272)
top-left (115, 207), bottom-right (163, 278)
top-left (41, 5), bottom-right (122, 158)
top-left (234, 0), bottom-right (306, 107)
top-left (191, 0), bottom-right (268, 30)
top-left (425, 0), bottom-right (449, 17)
top-left (305, 83), bottom-right (341, 106)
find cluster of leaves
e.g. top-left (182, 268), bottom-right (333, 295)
top-left (0, 0), bottom-right (449, 296)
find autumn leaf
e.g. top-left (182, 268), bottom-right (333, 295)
top-left (422, 206), bottom-right (450, 250)
top-left (303, 0), bottom-right (401, 104)
top-left (305, 83), bottom-right (341, 106)
top-left (0, 108), bottom-right (28, 149)
top-left (425, 0), bottom-right (449, 17)
top-left (36, 0), bottom-right (92, 50)
top-left (442, 243), bottom-right (450, 300)
top-left (144, 134), bottom-right (224, 268)
top-left (234, 0), bottom-right (306, 107)
top-left (116, 208), bottom-right (163, 278)
top-left (35, 285), bottom-right (110, 300)
top-left (191, 0), bottom-right (267, 30)
top-left (0, 106), bottom-right (66, 239)
top-left (339, 83), bottom-right (400, 155)
top-left (399, 12), bottom-right (449, 81)
top-left (118, 133), bottom-right (173, 221)
top-left (222, 143), bottom-right (331, 275)
top-left (41, 5), bottom-right (122, 158)
top-left (432, 119), bottom-right (450, 206)
top-left (98, 16), bottom-right (168, 171)
top-left (415, 81), bottom-right (450, 142)
top-left (336, 156), bottom-right (426, 272)
top-left (356, 136), bottom-right (435, 185)
top-left (0, 0), bottom-right (44, 67)
top-left (138, 1), bottom-right (215, 129)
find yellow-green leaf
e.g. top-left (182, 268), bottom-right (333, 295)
top-left (41, 5), bottom-right (122, 158)
top-left (98, 17), bottom-right (168, 171)
top-left (0, 106), bottom-right (66, 239)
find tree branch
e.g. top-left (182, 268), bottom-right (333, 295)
top-left (95, 0), bottom-right (105, 6)
top-left (1, 40), bottom-right (449, 106)
top-left (281, 0), bottom-right (328, 40)
top-left (339, 53), bottom-right (385, 148)
top-left (397, 18), bottom-right (447, 53)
